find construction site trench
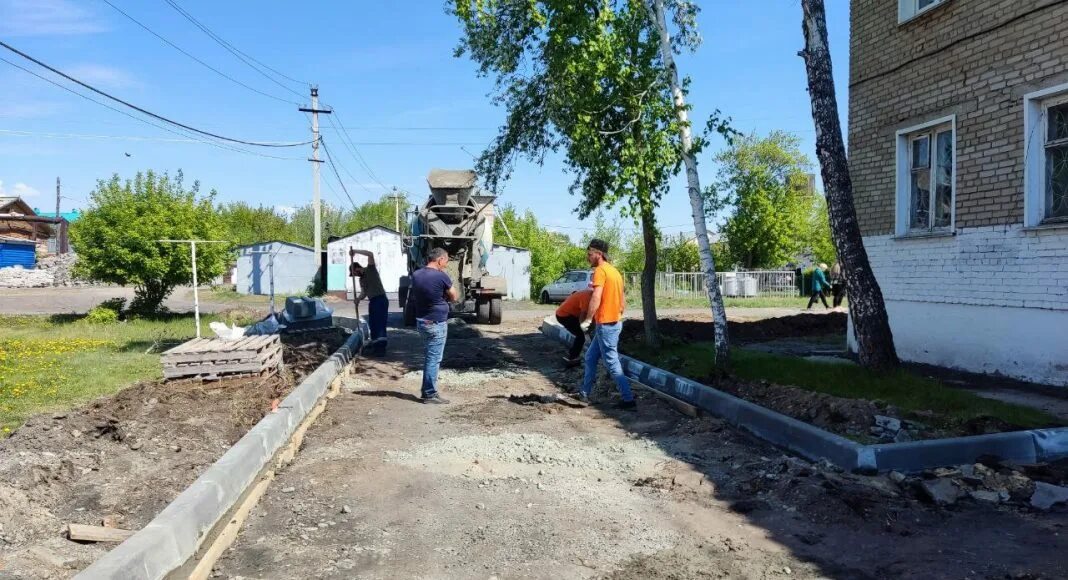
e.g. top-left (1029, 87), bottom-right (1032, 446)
top-left (205, 313), bottom-right (1067, 580)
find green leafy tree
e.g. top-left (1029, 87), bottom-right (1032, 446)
top-left (712, 131), bottom-right (813, 269)
top-left (494, 204), bottom-right (584, 297)
top-left (70, 170), bottom-right (228, 313)
top-left (340, 192), bottom-right (410, 235)
top-left (288, 202), bottom-right (345, 249)
top-left (662, 233), bottom-right (700, 272)
top-left (218, 202), bottom-right (291, 247)
top-left (452, 0), bottom-right (712, 346)
top-left (805, 194), bottom-right (837, 266)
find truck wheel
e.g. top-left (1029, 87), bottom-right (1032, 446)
top-left (475, 299), bottom-right (491, 324)
top-left (540, 291), bottom-right (550, 304)
top-left (403, 299), bottom-right (416, 327)
top-left (489, 297), bottom-right (502, 325)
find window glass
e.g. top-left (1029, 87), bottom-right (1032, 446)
top-left (934, 130), bottom-right (953, 227)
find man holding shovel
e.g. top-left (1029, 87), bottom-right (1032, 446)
top-left (349, 248), bottom-right (388, 357)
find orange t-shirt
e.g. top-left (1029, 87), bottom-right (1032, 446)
top-left (591, 262), bottom-right (624, 324)
top-left (556, 289), bottom-right (593, 318)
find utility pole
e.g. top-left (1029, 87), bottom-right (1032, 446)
top-left (299, 87), bottom-right (332, 256)
top-left (389, 187), bottom-right (404, 232)
top-left (55, 177), bottom-right (62, 254)
top-left (158, 239), bottom-right (228, 338)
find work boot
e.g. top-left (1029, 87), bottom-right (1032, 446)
top-left (616, 400), bottom-right (637, 411)
top-left (562, 356), bottom-right (581, 369)
top-left (422, 395), bottom-right (450, 405)
top-left (567, 392), bottom-right (590, 406)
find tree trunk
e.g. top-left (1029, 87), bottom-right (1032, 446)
top-left (799, 0), bottom-right (898, 370)
top-left (646, 0), bottom-right (730, 367)
top-left (640, 207), bottom-right (661, 348)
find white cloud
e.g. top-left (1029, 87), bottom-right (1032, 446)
top-left (0, 0), bottom-right (106, 36)
top-left (273, 205), bottom-right (297, 218)
top-left (0, 180), bottom-right (42, 198)
top-left (65, 64), bottom-right (140, 90)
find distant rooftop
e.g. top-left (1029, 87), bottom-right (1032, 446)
top-left (34, 208), bottom-right (81, 222)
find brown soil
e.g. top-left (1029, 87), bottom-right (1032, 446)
top-left (622, 312), bottom-right (848, 345)
top-left (0, 329), bottom-right (348, 579)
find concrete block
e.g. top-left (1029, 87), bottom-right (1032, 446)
top-left (870, 431), bottom-right (1039, 473)
top-left (147, 482), bottom-right (228, 557)
top-left (72, 525), bottom-right (182, 580)
top-left (1031, 428), bottom-right (1068, 462)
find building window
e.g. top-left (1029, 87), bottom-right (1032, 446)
top-left (899, 0), bottom-right (947, 23)
top-left (1024, 84), bottom-right (1068, 226)
top-left (896, 116), bottom-right (955, 235)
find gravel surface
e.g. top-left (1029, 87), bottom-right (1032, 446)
top-left (211, 318), bottom-right (1068, 579)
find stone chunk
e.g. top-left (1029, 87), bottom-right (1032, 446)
top-left (1030, 482), bottom-right (1068, 511)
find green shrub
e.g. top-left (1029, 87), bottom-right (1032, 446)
top-left (84, 306), bottom-right (119, 325)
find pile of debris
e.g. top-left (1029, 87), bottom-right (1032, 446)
top-left (898, 457), bottom-right (1068, 510)
top-left (0, 253), bottom-right (84, 288)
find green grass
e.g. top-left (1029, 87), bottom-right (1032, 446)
top-left (200, 286), bottom-right (302, 305)
top-left (0, 314), bottom-right (209, 435)
top-left (623, 339), bottom-right (1060, 431)
top-left (624, 295), bottom-right (839, 310)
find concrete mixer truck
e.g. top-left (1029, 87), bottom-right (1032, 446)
top-left (399, 169), bottom-right (507, 326)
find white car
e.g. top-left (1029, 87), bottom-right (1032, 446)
top-left (540, 270), bottom-right (592, 304)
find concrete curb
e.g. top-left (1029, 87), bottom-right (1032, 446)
top-left (540, 319), bottom-right (1068, 473)
top-left (75, 323), bottom-right (367, 580)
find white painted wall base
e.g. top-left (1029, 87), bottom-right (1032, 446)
top-left (847, 301), bottom-right (1068, 387)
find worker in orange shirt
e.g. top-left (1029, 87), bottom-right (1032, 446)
top-left (555, 288), bottom-right (593, 366)
top-left (573, 239), bottom-right (635, 410)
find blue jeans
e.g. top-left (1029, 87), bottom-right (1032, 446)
top-left (580, 322), bottom-right (634, 402)
top-left (367, 295), bottom-right (389, 355)
top-left (416, 318), bottom-right (448, 399)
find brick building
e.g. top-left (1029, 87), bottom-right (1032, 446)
top-left (848, 0), bottom-right (1068, 386)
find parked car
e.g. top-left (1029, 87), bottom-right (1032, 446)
top-left (540, 270), bottom-right (592, 304)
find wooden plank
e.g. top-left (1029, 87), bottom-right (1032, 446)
top-left (163, 338), bottom-right (204, 355)
top-left (67, 523), bottom-right (135, 543)
top-left (628, 378), bottom-right (701, 418)
top-left (162, 352), bottom-right (259, 365)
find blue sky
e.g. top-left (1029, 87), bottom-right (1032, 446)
top-left (0, 0), bottom-right (849, 240)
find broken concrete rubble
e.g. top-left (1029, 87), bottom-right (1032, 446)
top-left (1029, 481), bottom-right (1068, 511)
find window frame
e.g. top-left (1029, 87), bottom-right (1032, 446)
top-left (895, 115), bottom-right (957, 237)
top-left (1024, 83), bottom-right (1068, 227)
top-left (898, 0), bottom-right (948, 24)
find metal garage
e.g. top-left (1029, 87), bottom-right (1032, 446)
top-left (235, 241), bottom-right (318, 296)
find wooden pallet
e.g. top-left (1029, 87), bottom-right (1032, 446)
top-left (161, 335), bottom-right (283, 381)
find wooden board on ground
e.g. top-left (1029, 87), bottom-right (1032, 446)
top-left (162, 335), bottom-right (283, 382)
top-left (628, 378), bottom-right (701, 418)
top-left (68, 523), bottom-right (135, 543)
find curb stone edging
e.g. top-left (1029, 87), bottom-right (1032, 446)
top-left (75, 320), bottom-right (368, 580)
top-left (540, 318), bottom-right (1068, 473)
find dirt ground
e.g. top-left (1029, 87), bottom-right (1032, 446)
top-left (211, 318), bottom-right (1068, 580)
top-left (0, 329), bottom-right (347, 579)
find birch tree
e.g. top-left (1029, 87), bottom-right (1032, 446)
top-left (799, 0), bottom-right (898, 369)
top-left (645, 0), bottom-right (731, 366)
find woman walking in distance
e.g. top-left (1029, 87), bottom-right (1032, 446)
top-left (807, 263), bottom-right (831, 310)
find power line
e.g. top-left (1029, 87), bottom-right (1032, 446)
top-left (319, 137), bottom-right (359, 210)
top-left (99, 0), bottom-right (300, 105)
top-left (0, 55), bottom-right (302, 161)
top-left (162, 0), bottom-right (307, 98)
top-left (0, 40), bottom-right (312, 148)
top-left (325, 112), bottom-right (393, 190)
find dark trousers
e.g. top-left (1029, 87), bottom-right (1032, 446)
top-left (807, 289), bottom-right (830, 309)
top-left (556, 314), bottom-right (585, 360)
top-left (367, 295), bottom-right (389, 355)
top-left (831, 283), bottom-right (846, 307)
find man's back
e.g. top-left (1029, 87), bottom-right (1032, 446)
top-left (411, 267), bottom-right (452, 322)
top-left (592, 262), bottom-right (624, 324)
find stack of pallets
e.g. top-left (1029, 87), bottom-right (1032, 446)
top-left (161, 335), bottom-right (283, 381)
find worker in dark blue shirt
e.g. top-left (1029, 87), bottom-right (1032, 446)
top-left (410, 247), bottom-right (459, 404)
